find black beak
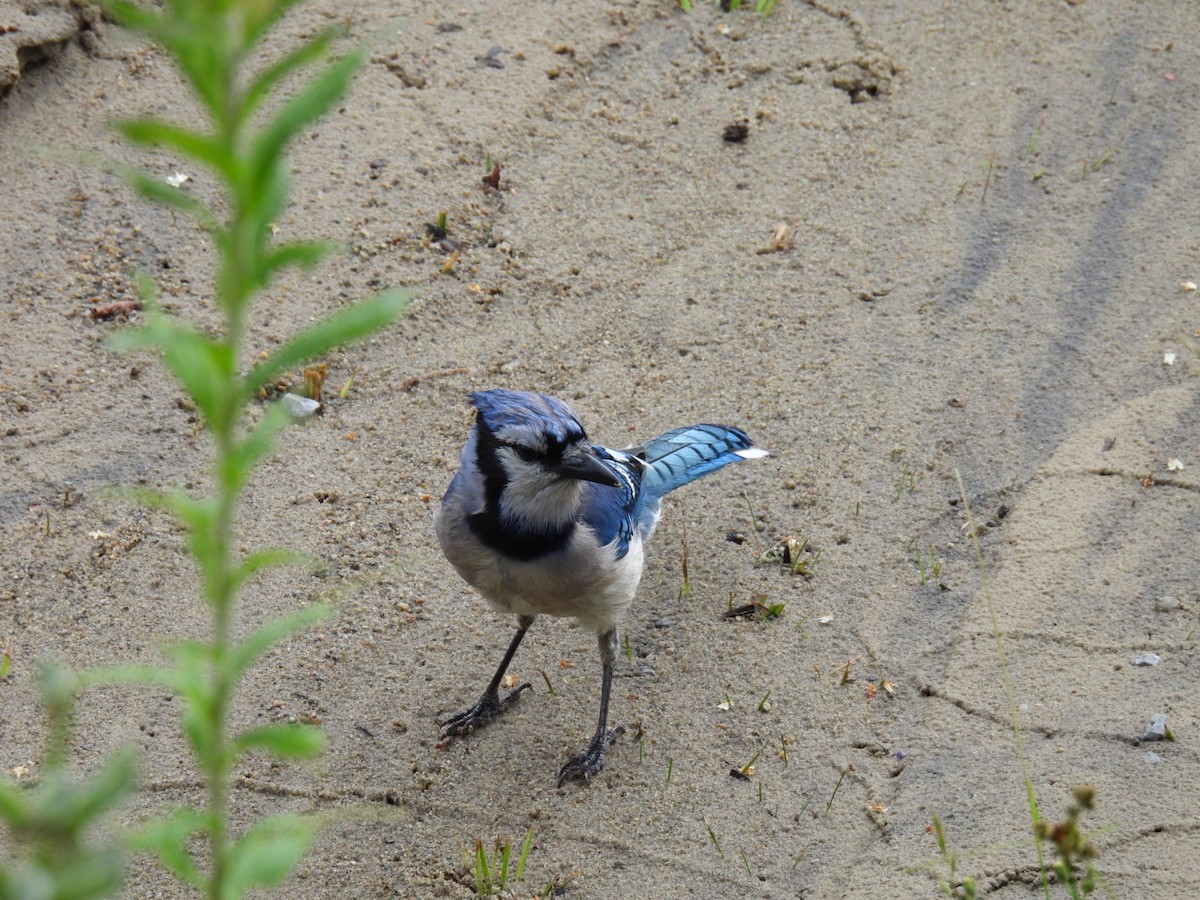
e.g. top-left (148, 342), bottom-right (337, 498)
top-left (554, 446), bottom-right (620, 487)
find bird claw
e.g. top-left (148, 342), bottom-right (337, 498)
top-left (437, 682), bottom-right (531, 739)
top-left (557, 725), bottom-right (625, 787)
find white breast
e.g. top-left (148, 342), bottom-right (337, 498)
top-left (435, 508), bottom-right (644, 633)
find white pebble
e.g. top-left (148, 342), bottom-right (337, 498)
top-left (281, 393), bottom-right (321, 417)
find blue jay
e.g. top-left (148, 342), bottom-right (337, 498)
top-left (435, 389), bottom-right (766, 785)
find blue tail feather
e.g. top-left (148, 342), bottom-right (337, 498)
top-left (638, 424), bottom-right (763, 501)
top-left (582, 423), bottom-right (765, 553)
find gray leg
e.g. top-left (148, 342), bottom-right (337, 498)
top-left (557, 627), bottom-right (625, 786)
top-left (438, 615), bottom-right (535, 738)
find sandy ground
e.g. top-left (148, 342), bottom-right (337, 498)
top-left (2, 1), bottom-right (1198, 897)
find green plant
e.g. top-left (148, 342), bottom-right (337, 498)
top-left (740, 743), bottom-right (765, 775)
top-left (742, 493), bottom-right (765, 536)
top-left (739, 848), bottom-right (753, 877)
top-left (894, 462), bottom-right (918, 499)
top-left (677, 522), bottom-right (693, 602)
top-left (1035, 787), bottom-right (1102, 898)
top-left (0, 664), bottom-right (133, 900)
top-left (930, 814), bottom-right (978, 899)
top-left (823, 770), bottom-right (846, 816)
top-left (679, 0), bottom-right (779, 14)
top-left (702, 817), bottom-right (724, 858)
top-left (1024, 119), bottom-right (1044, 157)
top-left (1082, 148), bottom-right (1113, 176)
top-left (540, 873), bottom-right (577, 897)
top-left (784, 534), bottom-right (820, 577)
top-left (53, 1), bottom-right (404, 897)
top-left (913, 542), bottom-right (946, 590)
top-left (471, 832), bottom-right (534, 897)
top-left (724, 593), bottom-right (785, 620)
top-left (426, 209), bottom-right (450, 240)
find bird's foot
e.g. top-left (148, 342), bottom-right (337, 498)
top-left (437, 683), bottom-right (531, 741)
top-left (557, 725), bottom-right (625, 787)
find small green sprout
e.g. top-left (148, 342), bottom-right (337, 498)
top-left (703, 818), bottom-right (724, 858)
top-left (931, 814), bottom-right (977, 899)
top-left (471, 831), bottom-right (534, 897)
top-left (824, 770), bottom-right (846, 816)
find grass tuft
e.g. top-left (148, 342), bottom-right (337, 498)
top-left (471, 831), bottom-right (534, 897)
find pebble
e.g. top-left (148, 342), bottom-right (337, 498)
top-left (281, 393), bottom-right (321, 417)
top-left (1155, 595), bottom-right (1182, 613)
top-left (1144, 713), bottom-right (1170, 740)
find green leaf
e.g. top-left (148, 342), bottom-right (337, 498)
top-left (101, 3), bottom-right (227, 119)
top-left (112, 307), bottom-right (234, 434)
top-left (36, 750), bottom-right (136, 833)
top-left (155, 21), bottom-right (227, 121)
top-left (78, 661), bottom-right (187, 693)
top-left (222, 401), bottom-right (293, 495)
top-left (114, 487), bottom-right (221, 593)
top-left (179, 702), bottom-right (213, 768)
top-left (264, 239), bottom-right (335, 275)
top-left (36, 660), bottom-right (78, 708)
top-left (114, 119), bottom-right (227, 177)
top-left (0, 779), bottom-right (27, 825)
top-left (0, 865), bottom-right (52, 899)
top-left (44, 848), bottom-right (125, 900)
top-left (241, 28), bottom-right (339, 127)
top-left (248, 48), bottom-right (364, 190)
top-left (162, 639), bottom-right (213, 671)
top-left (224, 814), bottom-right (316, 896)
top-left (228, 604), bottom-right (331, 684)
top-left (128, 806), bottom-right (210, 889)
top-left (157, 641), bottom-right (219, 765)
top-left (238, 0), bottom-right (307, 50)
top-left (98, 160), bottom-right (218, 231)
top-left (97, 0), bottom-right (162, 36)
top-left (115, 486), bottom-right (214, 536)
top-left (238, 161), bottom-right (292, 284)
top-left (233, 723), bottom-right (325, 760)
top-left (241, 288), bottom-right (409, 401)
top-left (231, 547), bottom-right (319, 594)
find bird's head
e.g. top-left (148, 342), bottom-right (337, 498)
top-left (469, 391), bottom-right (620, 499)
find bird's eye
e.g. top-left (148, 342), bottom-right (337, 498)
top-left (512, 445), bottom-right (540, 463)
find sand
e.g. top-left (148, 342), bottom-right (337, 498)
top-left (1, 0), bottom-right (1197, 897)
